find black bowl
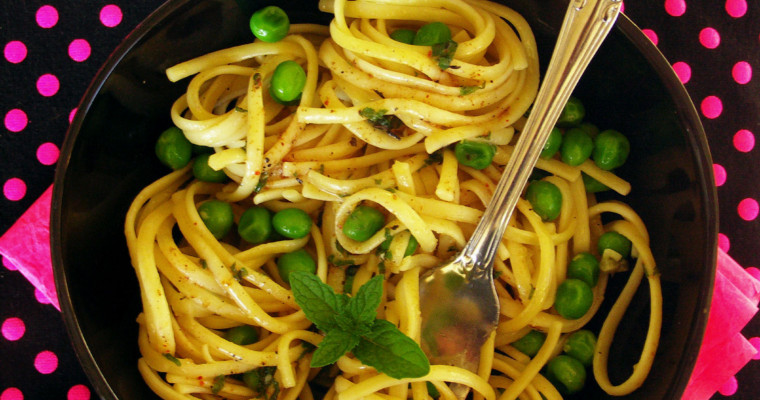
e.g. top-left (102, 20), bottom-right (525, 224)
top-left (52, 0), bottom-right (718, 399)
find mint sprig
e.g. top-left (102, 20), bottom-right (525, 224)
top-left (289, 272), bottom-right (430, 379)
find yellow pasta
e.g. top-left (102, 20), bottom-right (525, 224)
top-left (125, 1), bottom-right (662, 399)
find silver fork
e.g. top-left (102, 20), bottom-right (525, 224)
top-left (418, 0), bottom-right (622, 396)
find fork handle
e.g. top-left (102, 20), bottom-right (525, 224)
top-left (462, 0), bottom-right (623, 270)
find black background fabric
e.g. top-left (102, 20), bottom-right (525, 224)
top-left (0, 0), bottom-right (758, 398)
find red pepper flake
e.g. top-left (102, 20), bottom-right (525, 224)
top-left (255, 170), bottom-right (261, 176)
top-left (324, 99), bottom-right (330, 106)
top-left (427, 50), bottom-right (432, 57)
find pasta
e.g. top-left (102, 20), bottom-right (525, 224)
top-left (125, 0), bottom-right (663, 399)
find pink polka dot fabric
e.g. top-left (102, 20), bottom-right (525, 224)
top-left (0, 1), bottom-right (140, 396)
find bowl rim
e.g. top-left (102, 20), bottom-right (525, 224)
top-left (51, 1), bottom-right (719, 399)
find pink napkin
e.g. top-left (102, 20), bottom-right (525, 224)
top-left (0, 186), bottom-right (759, 398)
top-left (0, 185), bottom-right (58, 310)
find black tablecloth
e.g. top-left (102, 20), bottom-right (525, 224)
top-left (0, 1), bottom-right (758, 398)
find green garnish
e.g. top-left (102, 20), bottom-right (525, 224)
top-left (359, 107), bottom-right (404, 139)
top-left (459, 82), bottom-right (485, 96)
top-left (431, 40), bottom-right (458, 70)
top-left (162, 353), bottom-right (181, 367)
top-left (343, 265), bottom-right (359, 294)
top-left (335, 240), bottom-right (349, 256)
top-left (290, 272), bottom-right (430, 379)
top-left (200, 259), bottom-right (208, 269)
top-left (242, 367), bottom-right (279, 400)
top-left (423, 150), bottom-right (443, 167)
top-left (327, 254), bottom-right (356, 267)
top-left (211, 375), bottom-right (225, 394)
top-left (254, 171), bottom-right (269, 193)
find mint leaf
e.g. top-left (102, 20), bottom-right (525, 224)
top-left (289, 272), bottom-right (348, 331)
top-left (291, 272), bottom-right (430, 379)
top-left (311, 329), bottom-right (360, 368)
top-left (348, 275), bottom-right (383, 326)
top-left (354, 319), bottom-right (431, 379)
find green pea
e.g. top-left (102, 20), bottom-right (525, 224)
top-left (193, 153), bottom-right (228, 183)
top-left (343, 205), bottom-right (385, 242)
top-left (249, 6), bottom-right (289, 43)
top-left (581, 172), bottom-right (610, 193)
top-left (563, 330), bottom-right (596, 367)
top-left (511, 329), bottom-right (546, 357)
top-left (155, 126), bottom-right (192, 170)
top-left (413, 22), bottom-right (451, 46)
top-left (270, 60), bottom-right (306, 104)
top-left (454, 140), bottom-right (496, 170)
top-left (560, 127), bottom-right (594, 166)
top-left (556, 97), bottom-right (585, 127)
top-left (597, 231), bottom-right (632, 258)
top-left (554, 279), bottom-right (593, 320)
top-left (525, 180), bottom-right (562, 222)
top-left (545, 355), bottom-right (587, 395)
top-left (391, 29), bottom-right (416, 44)
top-left (593, 129), bottom-right (630, 171)
top-left (577, 122), bottom-right (599, 139)
top-left (198, 200), bottom-right (234, 239)
top-left (540, 127), bottom-right (562, 159)
top-left (225, 325), bottom-right (259, 345)
top-left (567, 252), bottom-right (600, 287)
top-left (238, 207), bottom-right (272, 244)
top-left (272, 208), bottom-right (312, 239)
top-left (277, 249), bottom-right (316, 284)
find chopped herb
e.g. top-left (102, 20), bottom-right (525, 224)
top-left (234, 106), bottom-right (248, 113)
top-left (254, 171), bottom-right (269, 193)
top-left (374, 178), bottom-right (383, 185)
top-left (377, 260), bottom-right (386, 274)
top-left (299, 342), bottom-right (317, 360)
top-left (244, 367), bottom-right (278, 399)
top-left (237, 267), bottom-right (249, 281)
top-left (447, 245), bottom-right (458, 253)
top-left (431, 40), bottom-right (458, 70)
top-left (493, 270), bottom-right (502, 279)
top-left (384, 187), bottom-right (397, 193)
top-left (423, 151), bottom-right (444, 167)
top-left (327, 254), bottom-right (356, 267)
top-left (162, 353), bottom-right (181, 366)
top-left (359, 107), bottom-right (404, 139)
top-left (459, 81), bottom-right (486, 96)
top-left (211, 375), bottom-right (225, 394)
top-left (528, 284), bottom-right (536, 300)
top-left (318, 164), bottom-right (325, 174)
top-left (376, 228), bottom-right (393, 259)
top-left (335, 240), bottom-right (349, 256)
top-left (200, 259), bottom-right (208, 269)
top-left (343, 265), bottom-right (359, 294)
